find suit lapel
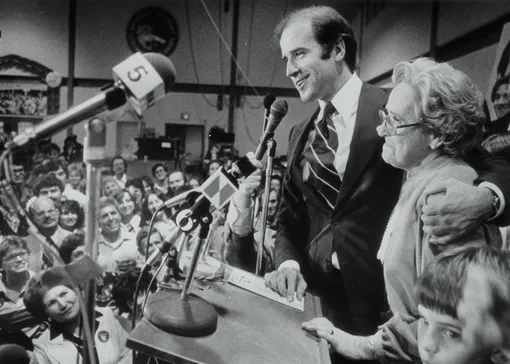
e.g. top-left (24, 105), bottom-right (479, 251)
top-left (289, 108), bottom-right (318, 187)
top-left (334, 84), bottom-right (386, 211)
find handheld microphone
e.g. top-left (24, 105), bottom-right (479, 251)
top-left (11, 52), bottom-right (176, 148)
top-left (162, 188), bottom-right (201, 208)
top-left (254, 99), bottom-right (288, 160)
top-left (262, 94), bottom-right (276, 132)
top-left (144, 242), bottom-right (172, 268)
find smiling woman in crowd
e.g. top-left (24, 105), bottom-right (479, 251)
top-left (24, 266), bottom-right (132, 364)
top-left (58, 200), bottom-right (84, 233)
top-left (113, 190), bottom-right (142, 235)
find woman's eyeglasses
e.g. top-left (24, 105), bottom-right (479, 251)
top-left (378, 108), bottom-right (420, 136)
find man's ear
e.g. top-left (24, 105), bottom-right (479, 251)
top-left (333, 39), bottom-right (346, 62)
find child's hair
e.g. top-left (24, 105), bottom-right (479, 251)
top-left (416, 245), bottom-right (510, 319)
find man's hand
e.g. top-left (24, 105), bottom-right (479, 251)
top-left (458, 265), bottom-right (510, 352)
top-left (264, 267), bottom-right (307, 302)
top-left (418, 179), bottom-right (493, 245)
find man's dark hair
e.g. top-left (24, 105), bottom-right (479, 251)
top-left (45, 160), bottom-right (68, 178)
top-left (125, 178), bottom-right (145, 195)
top-left (274, 5), bottom-right (357, 72)
top-left (151, 163), bottom-right (168, 177)
top-left (33, 173), bottom-right (64, 196)
top-left (111, 156), bottom-right (127, 172)
top-left (491, 74), bottom-right (510, 103)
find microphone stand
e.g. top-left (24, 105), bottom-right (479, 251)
top-left (82, 117), bottom-right (105, 364)
top-left (256, 138), bottom-right (276, 275)
top-left (143, 195), bottom-right (218, 337)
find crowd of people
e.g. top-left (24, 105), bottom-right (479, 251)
top-left (1, 4), bottom-right (510, 364)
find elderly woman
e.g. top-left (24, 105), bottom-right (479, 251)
top-left (0, 236), bottom-right (42, 337)
top-left (302, 58), bottom-right (501, 361)
top-left (113, 190), bottom-right (142, 234)
top-left (24, 267), bottom-right (132, 364)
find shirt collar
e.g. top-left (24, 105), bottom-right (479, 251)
top-left (317, 73), bottom-right (362, 122)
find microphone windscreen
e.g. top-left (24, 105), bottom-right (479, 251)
top-left (263, 94), bottom-right (276, 110)
top-left (0, 344), bottom-right (30, 364)
top-left (270, 99), bottom-right (288, 120)
top-left (144, 53), bottom-right (177, 93)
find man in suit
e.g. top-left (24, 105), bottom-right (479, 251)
top-left (264, 5), bottom-right (510, 355)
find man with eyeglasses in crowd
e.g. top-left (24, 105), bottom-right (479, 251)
top-left (152, 163), bottom-right (170, 196)
top-left (24, 196), bottom-right (70, 272)
top-left (263, 7), bottom-right (510, 363)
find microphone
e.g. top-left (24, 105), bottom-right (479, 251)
top-left (162, 188), bottom-right (201, 208)
top-left (144, 242), bottom-right (172, 269)
top-left (10, 52), bottom-right (176, 148)
top-left (254, 99), bottom-right (288, 160)
top-left (262, 94), bottom-right (276, 132)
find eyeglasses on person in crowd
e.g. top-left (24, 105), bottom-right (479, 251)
top-left (2, 250), bottom-right (29, 264)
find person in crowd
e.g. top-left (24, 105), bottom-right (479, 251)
top-left (270, 174), bottom-right (282, 193)
top-left (97, 197), bottom-right (140, 274)
top-left (111, 268), bottom-right (154, 321)
top-left (226, 167), bottom-right (280, 274)
top-left (46, 161), bottom-right (87, 208)
top-left (151, 163), bottom-right (169, 196)
top-left (206, 160), bottom-right (221, 178)
top-left (113, 190), bottom-right (141, 234)
top-left (46, 143), bottom-right (60, 161)
top-left (187, 177), bottom-right (201, 189)
top-left (125, 178), bottom-right (145, 212)
top-left (203, 206), bottom-right (229, 262)
top-left (67, 163), bottom-right (85, 194)
top-left (10, 157), bottom-right (32, 206)
top-left (112, 156), bottom-right (128, 189)
top-left (59, 232), bottom-right (119, 309)
top-left (264, 6), bottom-right (510, 357)
top-left (142, 192), bottom-right (174, 226)
top-left (168, 171), bottom-right (186, 194)
top-left (57, 154), bottom-right (68, 170)
top-left (26, 196), bottom-right (71, 272)
top-left (135, 223), bottom-right (177, 279)
top-left (0, 236), bottom-right (42, 337)
top-left (486, 75), bottom-right (510, 137)
top-left (32, 173), bottom-right (65, 207)
top-left (58, 200), bottom-right (84, 233)
top-left (140, 176), bottom-right (154, 196)
top-left (24, 266), bottom-right (132, 364)
top-left (62, 134), bottom-right (83, 162)
top-left (101, 176), bottom-right (122, 198)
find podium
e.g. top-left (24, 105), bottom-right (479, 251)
top-left (127, 266), bottom-right (331, 364)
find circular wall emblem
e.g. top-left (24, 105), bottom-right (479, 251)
top-left (127, 7), bottom-right (179, 56)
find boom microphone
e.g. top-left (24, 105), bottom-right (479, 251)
top-left (254, 99), bottom-right (288, 160)
top-left (11, 52), bottom-right (176, 148)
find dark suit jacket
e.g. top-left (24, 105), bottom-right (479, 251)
top-left (486, 113), bottom-right (510, 138)
top-left (275, 83), bottom-right (402, 334)
top-left (275, 83), bottom-right (510, 335)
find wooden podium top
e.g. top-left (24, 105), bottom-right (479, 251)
top-left (127, 270), bottom-right (330, 364)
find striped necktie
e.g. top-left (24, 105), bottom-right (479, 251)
top-left (303, 102), bottom-right (342, 209)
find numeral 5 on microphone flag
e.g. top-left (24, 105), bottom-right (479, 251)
top-left (201, 167), bottom-right (238, 210)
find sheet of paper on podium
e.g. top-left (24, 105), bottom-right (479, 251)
top-left (227, 267), bottom-right (304, 311)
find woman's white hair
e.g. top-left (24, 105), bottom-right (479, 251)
top-left (392, 57), bottom-right (485, 157)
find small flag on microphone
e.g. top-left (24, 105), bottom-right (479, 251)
top-left (201, 167), bottom-right (238, 209)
